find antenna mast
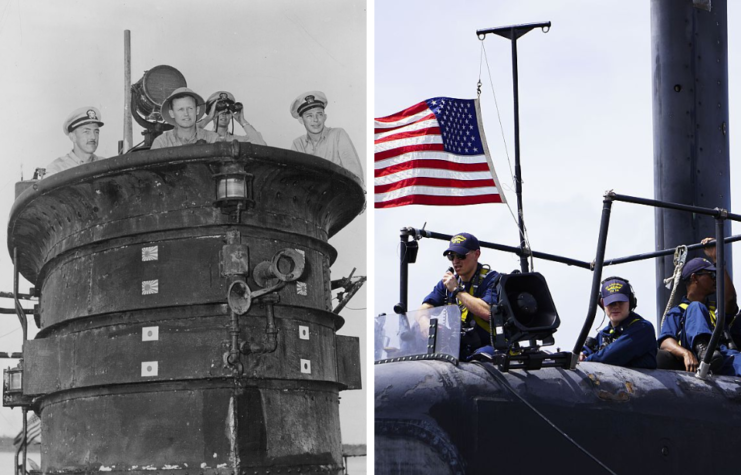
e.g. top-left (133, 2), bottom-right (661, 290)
top-left (123, 30), bottom-right (133, 154)
top-left (476, 21), bottom-right (551, 273)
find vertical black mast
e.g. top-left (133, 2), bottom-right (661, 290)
top-left (650, 1), bottom-right (731, 323)
top-left (476, 22), bottom-right (551, 273)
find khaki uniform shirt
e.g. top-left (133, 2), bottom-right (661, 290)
top-left (291, 127), bottom-right (364, 183)
top-left (151, 127), bottom-right (266, 150)
top-left (45, 151), bottom-right (104, 178)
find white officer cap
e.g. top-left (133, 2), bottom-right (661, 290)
top-left (290, 91), bottom-right (328, 119)
top-left (63, 107), bottom-right (104, 135)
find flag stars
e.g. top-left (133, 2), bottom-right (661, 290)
top-left (430, 98), bottom-right (484, 155)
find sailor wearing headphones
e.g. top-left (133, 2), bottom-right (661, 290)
top-left (579, 276), bottom-right (657, 369)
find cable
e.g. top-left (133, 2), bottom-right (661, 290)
top-left (0, 326), bottom-right (20, 340)
top-left (661, 245), bottom-right (687, 328)
top-left (595, 308), bottom-right (607, 332)
top-left (480, 41), bottom-right (515, 179)
top-left (475, 362), bottom-right (617, 475)
top-left (478, 41), bottom-right (535, 271)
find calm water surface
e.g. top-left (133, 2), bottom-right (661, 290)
top-left (0, 452), bottom-right (366, 475)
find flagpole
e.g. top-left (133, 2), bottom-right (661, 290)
top-left (476, 21), bottom-right (551, 273)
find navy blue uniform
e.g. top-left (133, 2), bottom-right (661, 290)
top-left (582, 312), bottom-right (657, 369)
top-left (423, 263), bottom-right (499, 352)
top-left (660, 297), bottom-right (741, 376)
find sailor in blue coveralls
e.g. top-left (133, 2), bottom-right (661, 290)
top-left (418, 233), bottom-right (499, 360)
top-left (580, 276), bottom-right (657, 369)
top-left (659, 247), bottom-right (741, 375)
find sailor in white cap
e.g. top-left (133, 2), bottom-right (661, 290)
top-left (151, 87), bottom-right (265, 150)
top-left (198, 91), bottom-right (266, 145)
top-left (43, 107), bottom-right (105, 178)
top-left (290, 91), bottom-right (363, 183)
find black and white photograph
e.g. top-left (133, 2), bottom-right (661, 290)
top-left (374, 1), bottom-right (741, 474)
top-left (0, 1), bottom-right (366, 474)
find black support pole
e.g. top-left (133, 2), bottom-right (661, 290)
top-left (397, 232), bottom-right (410, 315)
top-left (571, 194), bottom-right (614, 368)
top-left (698, 216), bottom-right (727, 379)
top-left (511, 35), bottom-right (527, 274)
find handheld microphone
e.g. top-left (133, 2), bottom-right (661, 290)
top-left (446, 267), bottom-right (457, 304)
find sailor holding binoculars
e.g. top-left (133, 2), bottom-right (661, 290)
top-left (151, 87), bottom-right (265, 149)
top-left (198, 90), bottom-right (266, 144)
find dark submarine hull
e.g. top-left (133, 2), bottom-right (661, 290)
top-left (9, 142), bottom-right (364, 474)
top-left (375, 359), bottom-right (741, 474)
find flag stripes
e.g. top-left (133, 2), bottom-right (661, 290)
top-left (374, 97), bottom-right (505, 208)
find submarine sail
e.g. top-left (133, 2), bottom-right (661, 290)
top-left (8, 142), bottom-right (364, 474)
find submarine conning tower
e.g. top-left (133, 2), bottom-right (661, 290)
top-left (8, 142), bottom-right (364, 475)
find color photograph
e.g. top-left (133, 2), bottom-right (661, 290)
top-left (374, 1), bottom-right (741, 473)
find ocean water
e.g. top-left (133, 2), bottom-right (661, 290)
top-left (0, 449), bottom-right (41, 475)
top-left (346, 456), bottom-right (367, 475)
top-left (0, 453), bottom-right (366, 475)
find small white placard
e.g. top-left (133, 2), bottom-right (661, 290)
top-left (300, 359), bottom-right (311, 374)
top-left (141, 361), bottom-right (158, 377)
top-left (142, 246), bottom-right (159, 261)
top-left (142, 280), bottom-right (159, 295)
top-left (296, 282), bottom-right (308, 296)
top-left (142, 326), bottom-right (159, 341)
top-left (299, 326), bottom-right (309, 340)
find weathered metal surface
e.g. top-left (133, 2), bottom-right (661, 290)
top-left (9, 142), bottom-right (362, 284)
top-left (24, 310), bottom-right (341, 393)
top-left (36, 232), bottom-right (332, 327)
top-left (336, 335), bottom-right (362, 390)
top-left (40, 382), bottom-right (342, 473)
top-left (9, 142), bottom-right (364, 474)
top-left (375, 360), bottom-right (741, 474)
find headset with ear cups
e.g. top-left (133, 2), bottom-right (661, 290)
top-left (598, 276), bottom-right (637, 312)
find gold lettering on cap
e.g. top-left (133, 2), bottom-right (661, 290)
top-left (606, 283), bottom-right (624, 293)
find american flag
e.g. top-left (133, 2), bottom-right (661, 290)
top-left (374, 97), bottom-right (506, 208)
top-left (14, 412), bottom-right (41, 448)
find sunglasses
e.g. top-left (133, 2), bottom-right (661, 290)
top-left (446, 251), bottom-right (471, 261)
top-left (696, 271), bottom-right (717, 280)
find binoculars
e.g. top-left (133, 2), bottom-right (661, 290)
top-left (584, 336), bottom-right (599, 353)
top-left (214, 99), bottom-right (243, 114)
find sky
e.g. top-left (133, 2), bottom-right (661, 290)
top-left (0, 0), bottom-right (367, 444)
top-left (374, 0), bottom-right (741, 361)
